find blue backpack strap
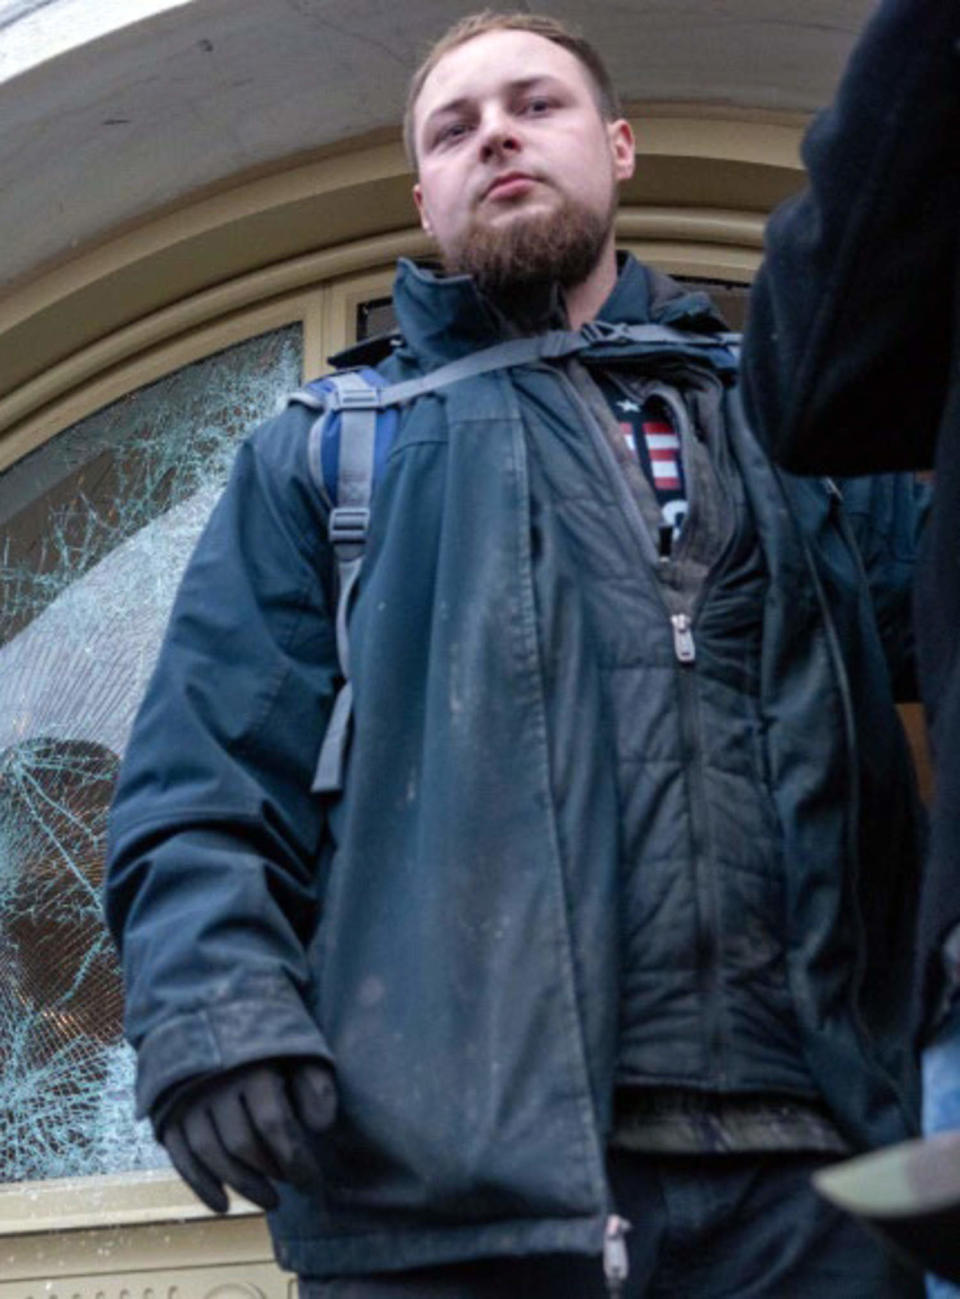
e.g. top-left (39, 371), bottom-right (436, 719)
top-left (288, 368), bottom-right (399, 794)
top-left (289, 367), bottom-right (400, 508)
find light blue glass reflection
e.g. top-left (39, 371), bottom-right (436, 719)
top-left (0, 326), bottom-right (303, 1181)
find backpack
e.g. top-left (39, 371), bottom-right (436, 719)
top-left (288, 325), bottom-right (740, 794)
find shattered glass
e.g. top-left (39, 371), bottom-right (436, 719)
top-left (0, 325), bottom-right (303, 1182)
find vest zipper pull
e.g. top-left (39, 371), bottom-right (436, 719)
top-left (603, 1214), bottom-right (631, 1296)
top-left (670, 612), bottom-right (696, 663)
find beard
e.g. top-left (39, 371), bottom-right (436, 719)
top-left (441, 188), bottom-right (615, 309)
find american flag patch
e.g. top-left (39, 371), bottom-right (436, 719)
top-left (643, 419), bottom-right (681, 489)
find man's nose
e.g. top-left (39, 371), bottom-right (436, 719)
top-left (478, 108), bottom-right (520, 161)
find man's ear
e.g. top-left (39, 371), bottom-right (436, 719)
top-left (608, 118), bottom-right (636, 183)
top-left (412, 182), bottom-right (433, 236)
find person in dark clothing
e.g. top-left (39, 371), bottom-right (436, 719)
top-left (739, 0), bottom-right (960, 1288)
top-left (105, 11), bottom-right (927, 1297)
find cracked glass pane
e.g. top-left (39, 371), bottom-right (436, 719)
top-left (0, 324), bottom-right (303, 1182)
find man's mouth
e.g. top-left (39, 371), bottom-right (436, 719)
top-left (482, 172), bottom-right (538, 202)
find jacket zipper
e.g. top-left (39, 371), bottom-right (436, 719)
top-left (670, 610), bottom-right (726, 1080)
top-left (603, 1214), bottom-right (632, 1296)
top-left (671, 612), bottom-right (696, 662)
top-left (556, 365), bottom-right (730, 1097)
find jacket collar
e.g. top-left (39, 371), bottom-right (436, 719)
top-left (602, 254), bottom-right (728, 334)
top-left (391, 252), bottom-right (729, 369)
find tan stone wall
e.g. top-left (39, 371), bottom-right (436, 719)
top-left (0, 1171), bottom-right (288, 1299)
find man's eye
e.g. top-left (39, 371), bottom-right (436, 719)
top-left (523, 98), bottom-right (552, 115)
top-left (437, 122), bottom-right (469, 144)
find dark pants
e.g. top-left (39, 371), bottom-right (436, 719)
top-left (299, 1149), bottom-right (922, 1298)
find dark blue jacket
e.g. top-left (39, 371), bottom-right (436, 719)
top-left (107, 255), bottom-right (925, 1277)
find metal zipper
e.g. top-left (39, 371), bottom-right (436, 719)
top-left (676, 621), bottom-right (726, 1080)
top-left (670, 612), bottom-right (696, 663)
top-left (603, 1214), bottom-right (632, 1296)
top-left (557, 365), bottom-right (728, 1083)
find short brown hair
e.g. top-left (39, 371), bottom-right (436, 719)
top-left (404, 11), bottom-right (622, 169)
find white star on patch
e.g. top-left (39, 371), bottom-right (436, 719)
top-left (617, 398), bottom-right (641, 413)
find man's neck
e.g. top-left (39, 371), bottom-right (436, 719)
top-left (563, 240), bottom-right (619, 329)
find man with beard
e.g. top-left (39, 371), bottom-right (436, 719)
top-left (105, 13), bottom-right (927, 1298)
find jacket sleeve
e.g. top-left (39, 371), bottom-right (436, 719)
top-left (835, 471), bottom-right (930, 702)
top-left (741, 0), bottom-right (960, 475)
top-left (104, 405), bottom-right (340, 1120)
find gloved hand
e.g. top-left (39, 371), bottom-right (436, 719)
top-left (158, 1058), bottom-right (337, 1213)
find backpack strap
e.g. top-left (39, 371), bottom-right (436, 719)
top-left (301, 370), bottom-right (387, 794)
top-left (292, 323), bottom-right (742, 794)
top-left (310, 325), bottom-right (740, 416)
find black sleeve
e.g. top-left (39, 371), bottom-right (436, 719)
top-left (741, 0), bottom-right (960, 475)
top-left (836, 471), bottom-right (931, 701)
top-left (104, 406), bottom-right (339, 1119)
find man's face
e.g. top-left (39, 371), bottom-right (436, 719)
top-left (411, 29), bottom-right (635, 292)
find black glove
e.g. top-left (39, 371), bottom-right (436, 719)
top-left (158, 1057), bottom-right (337, 1213)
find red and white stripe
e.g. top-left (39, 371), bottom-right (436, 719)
top-left (643, 419), bottom-right (681, 489)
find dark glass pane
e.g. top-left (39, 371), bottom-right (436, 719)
top-left (355, 297), bottom-right (397, 342)
top-left (675, 277), bottom-right (751, 330)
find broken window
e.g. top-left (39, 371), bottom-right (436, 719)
top-left (0, 325), bottom-right (303, 1182)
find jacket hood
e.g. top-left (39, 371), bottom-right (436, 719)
top-left (390, 252), bottom-right (729, 370)
top-left (629, 259), bottom-right (730, 334)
